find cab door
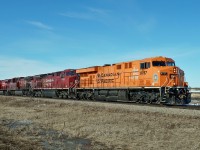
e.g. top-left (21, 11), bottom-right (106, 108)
top-left (139, 62), bottom-right (151, 86)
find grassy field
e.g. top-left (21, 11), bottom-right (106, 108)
top-left (191, 92), bottom-right (200, 100)
top-left (1, 96), bottom-right (200, 149)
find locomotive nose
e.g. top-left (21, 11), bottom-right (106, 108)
top-left (169, 67), bottom-right (184, 87)
top-left (169, 67), bottom-right (178, 86)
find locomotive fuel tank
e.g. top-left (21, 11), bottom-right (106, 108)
top-left (0, 91), bottom-right (4, 95)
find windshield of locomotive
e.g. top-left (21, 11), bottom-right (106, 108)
top-left (152, 61), bottom-right (166, 66)
top-left (166, 62), bottom-right (175, 66)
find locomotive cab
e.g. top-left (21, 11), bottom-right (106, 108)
top-left (59, 69), bottom-right (78, 88)
top-left (150, 57), bottom-right (185, 87)
top-left (149, 57), bottom-right (191, 104)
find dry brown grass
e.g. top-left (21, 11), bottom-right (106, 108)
top-left (0, 125), bottom-right (42, 150)
top-left (192, 93), bottom-right (200, 100)
top-left (1, 96), bottom-right (200, 149)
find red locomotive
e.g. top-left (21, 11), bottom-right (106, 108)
top-left (0, 80), bottom-right (8, 95)
top-left (0, 56), bottom-right (191, 105)
top-left (31, 69), bottom-right (78, 98)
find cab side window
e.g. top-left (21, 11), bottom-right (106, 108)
top-left (140, 62), bottom-right (151, 69)
top-left (60, 74), bottom-right (65, 78)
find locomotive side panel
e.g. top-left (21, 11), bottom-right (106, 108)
top-left (77, 59), bottom-right (156, 89)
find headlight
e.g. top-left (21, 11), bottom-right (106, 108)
top-left (173, 68), bottom-right (177, 73)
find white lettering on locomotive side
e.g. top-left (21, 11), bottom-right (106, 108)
top-left (97, 72), bottom-right (121, 78)
top-left (96, 72), bottom-right (121, 83)
top-left (45, 79), bottom-right (54, 83)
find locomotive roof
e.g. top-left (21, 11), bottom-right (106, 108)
top-left (77, 56), bottom-right (174, 70)
top-left (113, 56), bottom-right (174, 65)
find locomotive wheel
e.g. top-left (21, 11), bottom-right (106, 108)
top-left (60, 91), bottom-right (67, 99)
top-left (175, 98), bottom-right (184, 105)
top-left (58, 94), bottom-right (63, 98)
top-left (79, 92), bottom-right (86, 100)
top-left (90, 94), bottom-right (95, 101)
top-left (86, 92), bottom-right (93, 100)
top-left (63, 93), bottom-right (68, 99)
top-left (147, 99), bottom-right (152, 104)
top-left (76, 93), bottom-right (81, 100)
top-left (38, 91), bottom-right (42, 97)
top-left (168, 96), bottom-right (176, 105)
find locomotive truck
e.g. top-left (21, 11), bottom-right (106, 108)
top-left (0, 56), bottom-right (191, 105)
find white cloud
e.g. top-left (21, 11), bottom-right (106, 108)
top-left (26, 20), bottom-right (53, 30)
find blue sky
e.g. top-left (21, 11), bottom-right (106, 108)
top-left (0, 0), bottom-right (200, 87)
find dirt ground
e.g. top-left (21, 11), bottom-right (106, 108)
top-left (1, 96), bottom-right (200, 150)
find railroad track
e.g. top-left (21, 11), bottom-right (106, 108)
top-left (1, 95), bottom-right (200, 110)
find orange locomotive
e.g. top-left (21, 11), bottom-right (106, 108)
top-left (76, 56), bottom-right (191, 104)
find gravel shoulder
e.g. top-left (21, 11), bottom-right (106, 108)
top-left (0, 96), bottom-right (200, 150)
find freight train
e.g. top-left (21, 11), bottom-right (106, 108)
top-left (0, 56), bottom-right (191, 105)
